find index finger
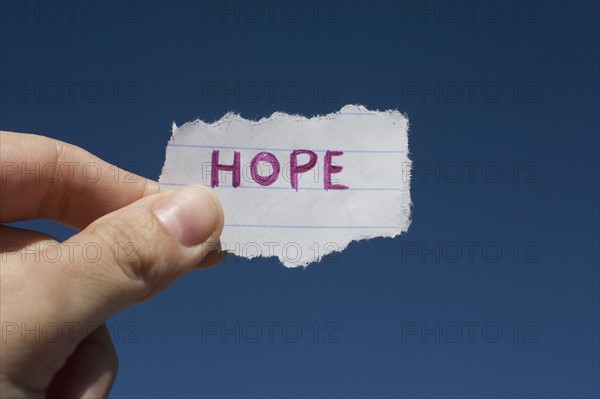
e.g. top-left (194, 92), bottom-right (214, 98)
top-left (0, 131), bottom-right (159, 229)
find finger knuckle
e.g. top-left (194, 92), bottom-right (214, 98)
top-left (87, 219), bottom-right (154, 299)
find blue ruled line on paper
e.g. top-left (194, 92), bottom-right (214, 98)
top-left (224, 224), bottom-right (396, 229)
top-left (160, 183), bottom-right (404, 191)
top-left (167, 143), bottom-right (405, 154)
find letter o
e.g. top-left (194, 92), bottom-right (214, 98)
top-left (250, 152), bottom-right (280, 186)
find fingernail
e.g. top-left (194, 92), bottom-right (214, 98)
top-left (153, 185), bottom-right (221, 247)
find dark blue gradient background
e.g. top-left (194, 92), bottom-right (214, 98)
top-left (1, 1), bottom-right (598, 397)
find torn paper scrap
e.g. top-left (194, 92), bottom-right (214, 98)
top-left (159, 105), bottom-right (411, 267)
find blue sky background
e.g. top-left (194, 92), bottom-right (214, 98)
top-left (1, 1), bottom-right (599, 397)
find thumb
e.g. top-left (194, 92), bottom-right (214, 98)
top-left (58, 184), bottom-right (223, 325)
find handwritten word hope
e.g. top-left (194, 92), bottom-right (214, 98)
top-left (211, 150), bottom-right (349, 190)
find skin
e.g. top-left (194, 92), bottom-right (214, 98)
top-left (0, 131), bottom-right (225, 398)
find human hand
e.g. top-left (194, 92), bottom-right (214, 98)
top-left (0, 131), bottom-right (224, 398)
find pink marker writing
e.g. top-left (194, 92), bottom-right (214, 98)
top-left (210, 149), bottom-right (348, 190)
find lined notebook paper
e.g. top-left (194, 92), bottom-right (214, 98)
top-left (159, 105), bottom-right (411, 267)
